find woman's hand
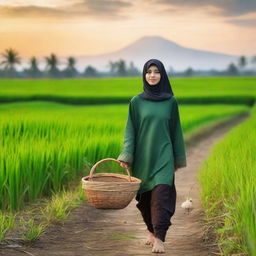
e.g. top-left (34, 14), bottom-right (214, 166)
top-left (119, 161), bottom-right (130, 169)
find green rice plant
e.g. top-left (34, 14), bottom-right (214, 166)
top-left (0, 212), bottom-right (15, 241)
top-left (0, 101), bottom-right (249, 211)
top-left (0, 77), bottom-right (255, 105)
top-left (20, 217), bottom-right (45, 242)
top-left (198, 105), bottom-right (256, 255)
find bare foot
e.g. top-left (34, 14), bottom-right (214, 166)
top-left (152, 237), bottom-right (165, 253)
top-left (144, 232), bottom-right (155, 246)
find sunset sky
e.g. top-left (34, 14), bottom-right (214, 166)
top-left (0, 0), bottom-right (256, 58)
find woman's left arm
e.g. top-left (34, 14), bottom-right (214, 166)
top-left (170, 97), bottom-right (187, 170)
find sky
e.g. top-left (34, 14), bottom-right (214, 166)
top-left (0, 0), bottom-right (256, 59)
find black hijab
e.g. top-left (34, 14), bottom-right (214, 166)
top-left (138, 59), bottom-right (174, 101)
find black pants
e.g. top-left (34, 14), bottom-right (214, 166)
top-left (135, 176), bottom-right (176, 242)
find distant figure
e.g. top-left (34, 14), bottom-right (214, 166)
top-left (118, 59), bottom-right (187, 253)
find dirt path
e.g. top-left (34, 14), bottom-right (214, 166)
top-left (1, 113), bottom-right (249, 256)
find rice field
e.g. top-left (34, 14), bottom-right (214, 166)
top-left (0, 77), bottom-right (255, 248)
top-left (0, 101), bottom-right (249, 211)
top-left (0, 77), bottom-right (255, 105)
top-left (198, 105), bottom-right (256, 255)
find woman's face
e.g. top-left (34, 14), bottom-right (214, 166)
top-left (145, 65), bottom-right (161, 86)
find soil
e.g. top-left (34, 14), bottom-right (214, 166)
top-left (0, 113), bottom-right (249, 256)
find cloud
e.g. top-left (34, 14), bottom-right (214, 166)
top-left (227, 18), bottom-right (256, 27)
top-left (0, 0), bottom-right (132, 19)
top-left (80, 0), bottom-right (132, 15)
top-left (156, 0), bottom-right (256, 16)
top-left (0, 5), bottom-right (71, 17)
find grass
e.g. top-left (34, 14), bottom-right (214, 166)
top-left (20, 217), bottom-right (45, 242)
top-left (110, 232), bottom-right (135, 241)
top-left (0, 185), bottom-right (85, 243)
top-left (198, 105), bottom-right (256, 255)
top-left (42, 188), bottom-right (84, 225)
top-left (0, 212), bottom-right (15, 241)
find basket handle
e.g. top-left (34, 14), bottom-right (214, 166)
top-left (89, 158), bottom-right (131, 182)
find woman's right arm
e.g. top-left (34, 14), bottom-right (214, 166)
top-left (117, 100), bottom-right (136, 167)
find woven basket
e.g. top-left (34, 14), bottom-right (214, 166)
top-left (81, 158), bottom-right (141, 209)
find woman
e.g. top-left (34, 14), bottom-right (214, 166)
top-left (117, 59), bottom-right (187, 253)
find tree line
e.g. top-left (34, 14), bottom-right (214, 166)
top-left (0, 48), bottom-right (256, 78)
top-left (0, 48), bottom-right (140, 78)
top-left (179, 55), bottom-right (256, 77)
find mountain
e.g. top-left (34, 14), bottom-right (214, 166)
top-left (53, 36), bottom-right (241, 72)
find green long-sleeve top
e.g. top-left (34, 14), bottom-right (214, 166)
top-left (117, 95), bottom-right (187, 194)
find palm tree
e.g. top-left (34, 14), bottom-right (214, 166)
top-left (67, 57), bottom-right (76, 70)
top-left (108, 61), bottom-right (117, 76)
top-left (45, 53), bottom-right (60, 77)
top-left (27, 56), bottom-right (41, 77)
top-left (127, 61), bottom-right (140, 76)
top-left (64, 57), bottom-right (78, 77)
top-left (108, 60), bottom-right (127, 76)
top-left (238, 56), bottom-right (247, 70)
top-left (116, 59), bottom-right (127, 76)
top-left (1, 48), bottom-right (21, 77)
